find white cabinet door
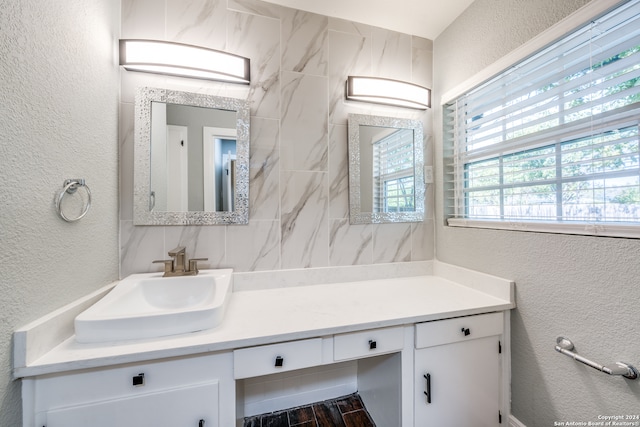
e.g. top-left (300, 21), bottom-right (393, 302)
top-left (32, 353), bottom-right (234, 427)
top-left (44, 382), bottom-right (218, 427)
top-left (414, 335), bottom-right (502, 427)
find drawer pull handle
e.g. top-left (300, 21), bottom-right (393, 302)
top-left (369, 340), bottom-right (377, 350)
top-left (132, 373), bottom-right (145, 387)
top-left (423, 373), bottom-right (431, 404)
top-left (199, 420), bottom-right (205, 427)
top-left (275, 356), bottom-right (284, 367)
top-left (461, 327), bottom-right (471, 336)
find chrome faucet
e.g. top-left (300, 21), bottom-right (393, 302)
top-left (153, 246), bottom-right (208, 277)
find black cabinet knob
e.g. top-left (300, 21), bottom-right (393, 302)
top-left (369, 340), bottom-right (377, 350)
top-left (132, 373), bottom-right (145, 387)
top-left (461, 327), bottom-right (471, 336)
top-left (275, 356), bottom-right (284, 367)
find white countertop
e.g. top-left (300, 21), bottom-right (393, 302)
top-left (13, 262), bottom-right (515, 378)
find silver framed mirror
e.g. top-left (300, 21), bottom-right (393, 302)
top-left (134, 87), bottom-right (250, 225)
top-left (348, 113), bottom-right (425, 224)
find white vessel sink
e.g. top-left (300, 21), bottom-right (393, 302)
top-left (74, 269), bottom-right (233, 343)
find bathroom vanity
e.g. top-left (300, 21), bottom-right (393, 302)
top-left (14, 261), bottom-right (514, 427)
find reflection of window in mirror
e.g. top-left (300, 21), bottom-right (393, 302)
top-left (347, 113), bottom-right (424, 224)
top-left (372, 129), bottom-right (415, 213)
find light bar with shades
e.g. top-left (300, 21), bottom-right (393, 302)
top-left (119, 39), bottom-right (250, 84)
top-left (346, 76), bottom-right (431, 109)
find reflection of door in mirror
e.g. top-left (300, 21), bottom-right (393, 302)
top-left (150, 101), bottom-right (238, 213)
top-left (135, 88), bottom-right (250, 225)
top-left (222, 154), bottom-right (236, 211)
top-left (150, 102), bottom-right (167, 211)
top-left (203, 127), bottom-right (237, 212)
top-left (166, 125), bottom-right (189, 211)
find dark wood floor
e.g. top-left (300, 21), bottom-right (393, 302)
top-left (243, 393), bottom-right (376, 427)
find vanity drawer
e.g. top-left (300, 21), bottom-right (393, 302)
top-left (415, 312), bottom-right (503, 349)
top-left (233, 338), bottom-right (323, 379)
top-left (334, 326), bottom-right (404, 361)
top-left (33, 352), bottom-right (230, 411)
top-left (43, 381), bottom-right (219, 427)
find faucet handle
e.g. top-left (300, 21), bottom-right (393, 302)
top-left (153, 259), bottom-right (174, 275)
top-left (188, 258), bottom-right (208, 274)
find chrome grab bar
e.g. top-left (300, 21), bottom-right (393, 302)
top-left (555, 337), bottom-right (638, 380)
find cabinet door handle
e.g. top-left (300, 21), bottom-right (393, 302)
top-left (369, 340), bottom-right (377, 350)
top-left (132, 373), bottom-right (145, 387)
top-left (461, 327), bottom-right (471, 336)
top-left (275, 356), bottom-right (284, 367)
top-left (423, 373), bottom-right (431, 404)
top-left (199, 420), bottom-right (205, 427)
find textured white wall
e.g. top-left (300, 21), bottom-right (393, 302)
top-left (0, 0), bottom-right (120, 425)
top-left (434, 1), bottom-right (640, 425)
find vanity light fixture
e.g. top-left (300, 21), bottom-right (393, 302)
top-left (119, 39), bottom-right (250, 84)
top-left (346, 76), bottom-right (431, 110)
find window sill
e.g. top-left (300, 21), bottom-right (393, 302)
top-left (447, 218), bottom-right (640, 239)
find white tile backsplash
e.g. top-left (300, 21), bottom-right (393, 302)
top-left (164, 225), bottom-right (227, 269)
top-left (227, 0), bottom-right (282, 19)
top-left (166, 0), bottom-right (227, 50)
top-left (119, 0), bottom-right (434, 277)
top-left (373, 223), bottom-right (412, 264)
top-left (119, 221), bottom-right (166, 275)
top-left (249, 117), bottom-right (280, 221)
top-left (121, 0), bottom-right (165, 40)
top-left (281, 9), bottom-right (328, 75)
top-left (226, 220), bottom-right (280, 271)
top-left (371, 27), bottom-right (412, 81)
top-left (280, 171), bottom-right (329, 269)
top-left (227, 10), bottom-right (280, 119)
top-left (233, 260), bottom-right (434, 292)
top-left (328, 124), bottom-right (349, 219)
top-left (328, 17), bottom-right (372, 37)
top-left (328, 30), bottom-right (373, 126)
top-left (329, 219), bottom-right (373, 266)
top-left (280, 72), bottom-right (328, 172)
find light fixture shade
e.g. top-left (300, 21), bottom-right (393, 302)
top-left (346, 76), bottom-right (431, 109)
top-left (119, 39), bottom-right (250, 84)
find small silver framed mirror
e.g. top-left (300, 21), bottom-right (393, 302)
top-left (348, 113), bottom-right (425, 224)
top-left (134, 87), bottom-right (250, 225)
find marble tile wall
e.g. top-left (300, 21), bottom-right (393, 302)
top-left (119, 0), bottom-right (434, 277)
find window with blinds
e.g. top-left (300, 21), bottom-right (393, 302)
top-left (373, 128), bottom-right (415, 212)
top-left (444, 0), bottom-right (640, 234)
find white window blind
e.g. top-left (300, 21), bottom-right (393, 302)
top-left (373, 128), bottom-right (415, 212)
top-left (444, 0), bottom-right (640, 232)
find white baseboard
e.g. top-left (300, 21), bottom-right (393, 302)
top-left (510, 415), bottom-right (527, 427)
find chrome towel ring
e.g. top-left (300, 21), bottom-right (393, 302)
top-left (56, 179), bottom-right (92, 222)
